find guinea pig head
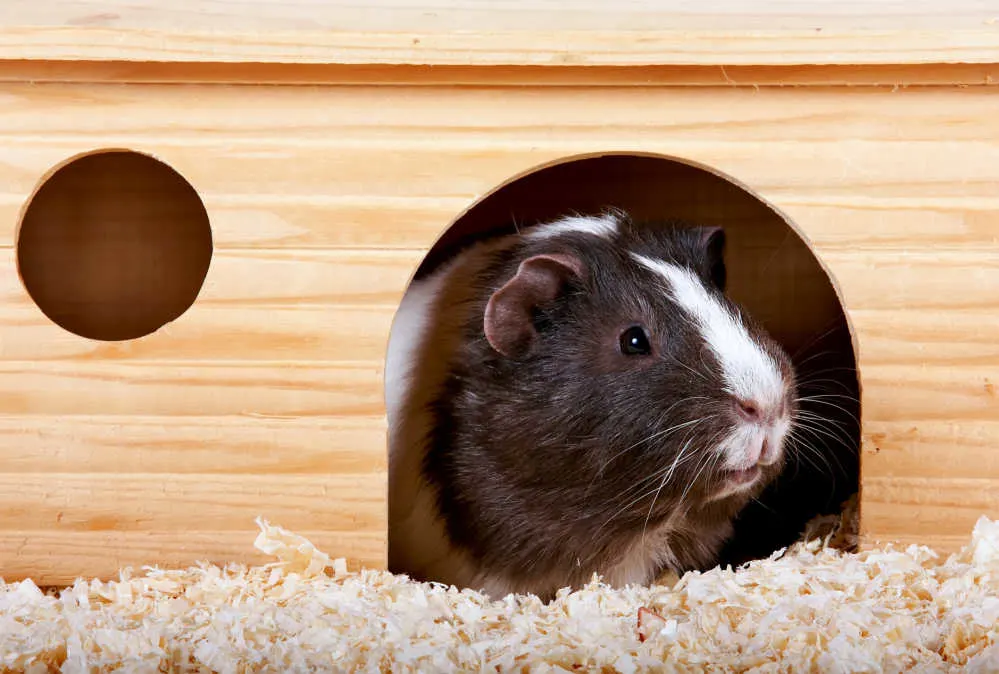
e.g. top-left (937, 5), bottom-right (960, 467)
top-left (470, 219), bottom-right (797, 543)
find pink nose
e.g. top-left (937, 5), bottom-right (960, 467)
top-left (735, 398), bottom-right (761, 422)
top-left (734, 397), bottom-right (788, 424)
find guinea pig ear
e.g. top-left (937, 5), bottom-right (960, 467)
top-left (484, 253), bottom-right (584, 359)
top-left (697, 226), bottom-right (727, 292)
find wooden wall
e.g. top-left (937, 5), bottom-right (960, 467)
top-left (2, 0), bottom-right (998, 66)
top-left (0, 75), bottom-right (996, 583)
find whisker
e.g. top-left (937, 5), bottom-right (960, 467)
top-left (789, 423), bottom-right (850, 476)
top-left (794, 410), bottom-right (857, 438)
top-left (793, 349), bottom-right (844, 371)
top-left (598, 427), bottom-right (727, 542)
top-left (790, 321), bottom-right (851, 361)
top-left (785, 432), bottom-right (835, 478)
top-left (677, 434), bottom-right (724, 508)
top-left (587, 412), bottom-right (710, 491)
top-left (610, 446), bottom-right (703, 505)
top-left (608, 422), bottom-right (712, 503)
top-left (640, 436), bottom-right (697, 543)
top-left (795, 398), bottom-right (862, 425)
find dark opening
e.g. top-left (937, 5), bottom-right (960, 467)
top-left (411, 152), bottom-right (860, 566)
top-left (16, 150), bottom-right (213, 342)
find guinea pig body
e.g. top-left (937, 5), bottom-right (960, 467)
top-left (386, 211), bottom-right (797, 600)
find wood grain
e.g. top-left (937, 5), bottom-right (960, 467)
top-left (0, 362), bottom-right (385, 417)
top-left (0, 473), bottom-right (385, 531)
top-left (850, 310), bottom-right (999, 367)
top-left (0, 531), bottom-right (385, 586)
top-left (0, 248), bottom-right (420, 362)
top-left (0, 1), bottom-right (997, 66)
top-left (0, 71), bottom-right (995, 581)
top-left (862, 421), bottom-right (999, 480)
top-left (860, 477), bottom-right (999, 553)
top-left (0, 85), bottom-right (996, 252)
top-left (0, 416), bottom-right (386, 474)
top-left (0, 61), bottom-right (998, 88)
top-left (0, 304), bottom-right (399, 362)
top-left (860, 421), bottom-right (999, 551)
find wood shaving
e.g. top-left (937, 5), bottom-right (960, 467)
top-left (5, 500), bottom-right (999, 672)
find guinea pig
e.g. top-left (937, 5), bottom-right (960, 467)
top-left (385, 210), bottom-right (797, 601)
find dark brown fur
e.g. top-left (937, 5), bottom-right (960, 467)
top-left (391, 216), bottom-right (796, 599)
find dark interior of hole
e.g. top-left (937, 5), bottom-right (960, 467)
top-left (416, 154), bottom-right (860, 568)
top-left (16, 151), bottom-right (213, 342)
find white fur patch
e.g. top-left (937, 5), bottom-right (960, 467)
top-left (386, 263), bottom-right (484, 592)
top-left (631, 253), bottom-right (785, 413)
top-left (715, 425), bottom-right (765, 476)
top-left (384, 268), bottom-right (448, 437)
top-left (527, 213), bottom-right (620, 240)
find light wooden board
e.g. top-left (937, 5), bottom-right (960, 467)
top-left (0, 531), bottom-right (385, 584)
top-left (0, 84), bottom-right (997, 253)
top-left (1, 416), bottom-right (388, 584)
top-left (0, 416), bottom-right (388, 474)
top-left (0, 362), bottom-right (387, 417)
top-left (0, 473), bottom-right (385, 531)
top-left (0, 1), bottom-right (998, 66)
top-left (0, 77), bottom-right (996, 582)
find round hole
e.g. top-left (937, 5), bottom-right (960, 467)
top-left (391, 152), bottom-right (860, 572)
top-left (16, 150), bottom-right (213, 341)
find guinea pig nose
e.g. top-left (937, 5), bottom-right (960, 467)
top-left (734, 398), bottom-right (761, 422)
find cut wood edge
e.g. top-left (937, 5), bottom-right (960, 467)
top-left (0, 60), bottom-right (998, 87)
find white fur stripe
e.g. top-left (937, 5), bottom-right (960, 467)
top-left (631, 254), bottom-right (784, 408)
top-left (527, 213), bottom-right (619, 240)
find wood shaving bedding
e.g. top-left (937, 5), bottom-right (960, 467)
top-left (3, 498), bottom-right (999, 672)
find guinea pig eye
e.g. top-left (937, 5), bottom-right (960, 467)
top-left (619, 325), bottom-right (652, 356)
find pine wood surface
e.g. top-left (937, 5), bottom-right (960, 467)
top-left (0, 1), bottom-right (997, 66)
top-left (0, 74), bottom-right (996, 582)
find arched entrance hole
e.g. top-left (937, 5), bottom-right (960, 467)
top-left (402, 152), bottom-right (860, 567)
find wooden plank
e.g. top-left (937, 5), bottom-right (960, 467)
top-left (860, 478), bottom-right (999, 554)
top-left (0, 146), bottom-right (997, 251)
top-left (1, 180), bottom-right (996, 253)
top-left (0, 473), bottom-right (385, 532)
top-left (859, 365), bottom-right (999, 424)
top-left (863, 421), bottom-right (999, 481)
top-left (0, 249), bottom-right (421, 308)
top-left (0, 1), bottom-right (997, 66)
top-left (0, 194), bottom-right (461, 251)
top-left (0, 303), bottom-right (400, 363)
top-left (0, 362), bottom-right (385, 417)
top-left (849, 310), bottom-right (999, 367)
top-left (0, 85), bottom-right (999, 249)
top-left (7, 0), bottom-right (996, 34)
top-left (0, 61), bottom-right (997, 88)
top-left (857, 528), bottom-right (973, 555)
top-left (0, 248), bottom-right (420, 361)
top-left (192, 249), bottom-right (418, 306)
top-left (0, 84), bottom-right (995, 252)
top-left (0, 415), bottom-right (386, 474)
top-left (0, 84), bottom-right (996, 150)
top-left (821, 250), bottom-right (999, 313)
top-left (0, 530), bottom-right (385, 584)
top-left (774, 203), bottom-right (999, 254)
top-left (860, 426), bottom-right (999, 555)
